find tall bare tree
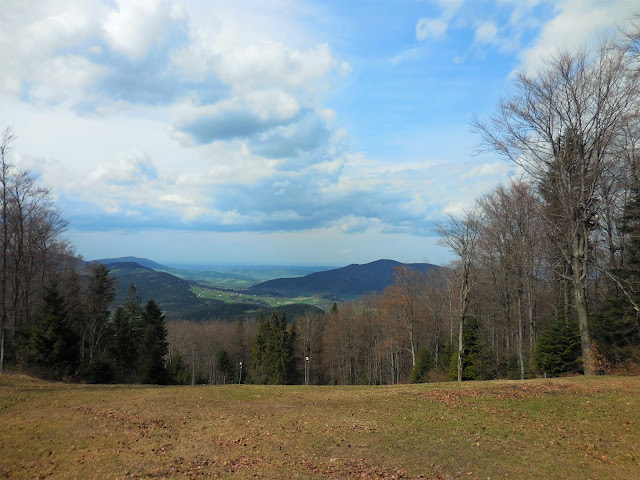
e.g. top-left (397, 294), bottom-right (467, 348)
top-left (474, 41), bottom-right (640, 374)
top-left (0, 127), bottom-right (15, 372)
top-left (437, 211), bottom-right (481, 381)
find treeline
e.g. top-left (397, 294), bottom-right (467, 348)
top-left (166, 268), bottom-right (454, 385)
top-left (165, 22), bottom-right (640, 385)
top-left (3, 18), bottom-right (640, 386)
top-left (443, 23), bottom-right (640, 378)
top-left (0, 128), bottom-right (174, 383)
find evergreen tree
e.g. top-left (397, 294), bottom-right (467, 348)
top-left (216, 350), bottom-right (231, 384)
top-left (27, 279), bottom-right (80, 378)
top-left (168, 352), bottom-right (190, 385)
top-left (448, 316), bottom-right (496, 381)
top-left (410, 347), bottom-right (433, 383)
top-left (138, 299), bottom-right (169, 384)
top-left (110, 305), bottom-right (135, 380)
top-left (250, 312), bottom-right (295, 384)
top-left (532, 313), bottom-right (582, 376)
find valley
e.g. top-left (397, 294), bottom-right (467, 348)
top-left (93, 257), bottom-right (437, 322)
top-left (191, 285), bottom-right (336, 311)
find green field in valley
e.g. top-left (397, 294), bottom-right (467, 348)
top-left (1, 374), bottom-right (639, 479)
top-left (191, 285), bottom-right (335, 312)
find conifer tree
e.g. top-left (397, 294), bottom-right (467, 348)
top-left (448, 316), bottom-right (496, 381)
top-left (216, 350), bottom-right (231, 384)
top-left (532, 313), bottom-right (582, 376)
top-left (139, 299), bottom-right (169, 384)
top-left (250, 312), bottom-right (295, 384)
top-left (27, 279), bottom-right (79, 378)
top-left (410, 347), bottom-right (433, 383)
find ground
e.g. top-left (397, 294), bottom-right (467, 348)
top-left (1, 374), bottom-right (639, 479)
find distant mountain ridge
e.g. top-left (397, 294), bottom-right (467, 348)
top-left (92, 256), bottom-right (170, 270)
top-left (92, 258), bottom-right (324, 321)
top-left (247, 259), bottom-right (441, 299)
top-left (96, 261), bottom-right (200, 313)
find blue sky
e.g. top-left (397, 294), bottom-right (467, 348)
top-left (2, 0), bottom-right (637, 266)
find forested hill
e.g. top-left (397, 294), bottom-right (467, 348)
top-left (94, 256), bottom-right (171, 270)
top-left (98, 261), bottom-right (201, 313)
top-left (247, 259), bottom-right (441, 299)
top-left (94, 260), bottom-right (323, 322)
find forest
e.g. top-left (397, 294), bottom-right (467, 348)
top-left (1, 20), bottom-right (639, 385)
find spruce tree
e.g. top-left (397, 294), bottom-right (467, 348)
top-left (216, 350), bottom-right (231, 384)
top-left (448, 316), bottom-right (496, 381)
top-left (532, 313), bottom-right (582, 376)
top-left (250, 312), bottom-right (295, 384)
top-left (139, 299), bottom-right (169, 384)
top-left (410, 347), bottom-right (433, 383)
top-left (27, 279), bottom-right (80, 378)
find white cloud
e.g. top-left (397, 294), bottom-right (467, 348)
top-left (244, 89), bottom-right (301, 120)
top-left (518, 0), bottom-right (638, 73)
top-left (415, 0), bottom-right (465, 43)
top-left (27, 55), bottom-right (105, 104)
top-left (474, 21), bottom-right (499, 45)
top-left (416, 18), bottom-right (448, 41)
top-left (462, 162), bottom-right (511, 179)
top-left (434, 0), bottom-right (465, 22)
top-left (103, 0), bottom-right (187, 60)
top-left (0, 1), bottom-right (104, 96)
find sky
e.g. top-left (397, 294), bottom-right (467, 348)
top-left (2, 0), bottom-right (638, 266)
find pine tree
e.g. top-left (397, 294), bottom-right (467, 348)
top-left (410, 347), bottom-right (433, 383)
top-left (250, 312), bottom-right (295, 384)
top-left (532, 313), bottom-right (582, 376)
top-left (110, 305), bottom-right (135, 380)
top-left (216, 350), bottom-right (231, 384)
top-left (448, 316), bottom-right (496, 381)
top-left (85, 264), bottom-right (115, 366)
top-left (138, 299), bottom-right (169, 384)
top-left (27, 279), bottom-right (80, 378)
top-left (168, 352), bottom-right (190, 385)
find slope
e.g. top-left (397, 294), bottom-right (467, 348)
top-left (97, 261), bottom-right (323, 322)
top-left (247, 259), bottom-right (441, 299)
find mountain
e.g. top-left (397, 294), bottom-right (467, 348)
top-left (247, 259), bottom-right (441, 299)
top-left (93, 256), bottom-right (170, 271)
top-left (94, 257), bottom-right (336, 289)
top-left (96, 260), bottom-right (323, 322)
top-left (100, 261), bottom-right (202, 315)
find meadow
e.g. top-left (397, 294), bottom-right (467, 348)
top-left (1, 374), bottom-right (639, 479)
top-left (192, 286), bottom-right (335, 311)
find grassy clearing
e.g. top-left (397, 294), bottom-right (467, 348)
top-left (1, 375), bottom-right (639, 479)
top-left (192, 286), bottom-right (334, 311)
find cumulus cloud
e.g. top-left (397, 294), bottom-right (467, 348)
top-left (103, 0), bottom-right (187, 60)
top-left (2, 0), bottom-right (515, 246)
top-left (517, 0), bottom-right (638, 73)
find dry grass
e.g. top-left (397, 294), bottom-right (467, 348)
top-left (1, 374), bottom-right (639, 479)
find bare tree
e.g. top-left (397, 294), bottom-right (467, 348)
top-left (0, 127), bottom-right (15, 372)
top-left (382, 266), bottom-right (425, 368)
top-left (437, 211), bottom-right (481, 381)
top-left (474, 41), bottom-right (640, 374)
top-left (296, 312), bottom-right (325, 385)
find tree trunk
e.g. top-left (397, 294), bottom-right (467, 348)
top-left (516, 286), bottom-right (525, 380)
top-left (572, 232), bottom-right (594, 374)
top-left (457, 318), bottom-right (463, 382)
